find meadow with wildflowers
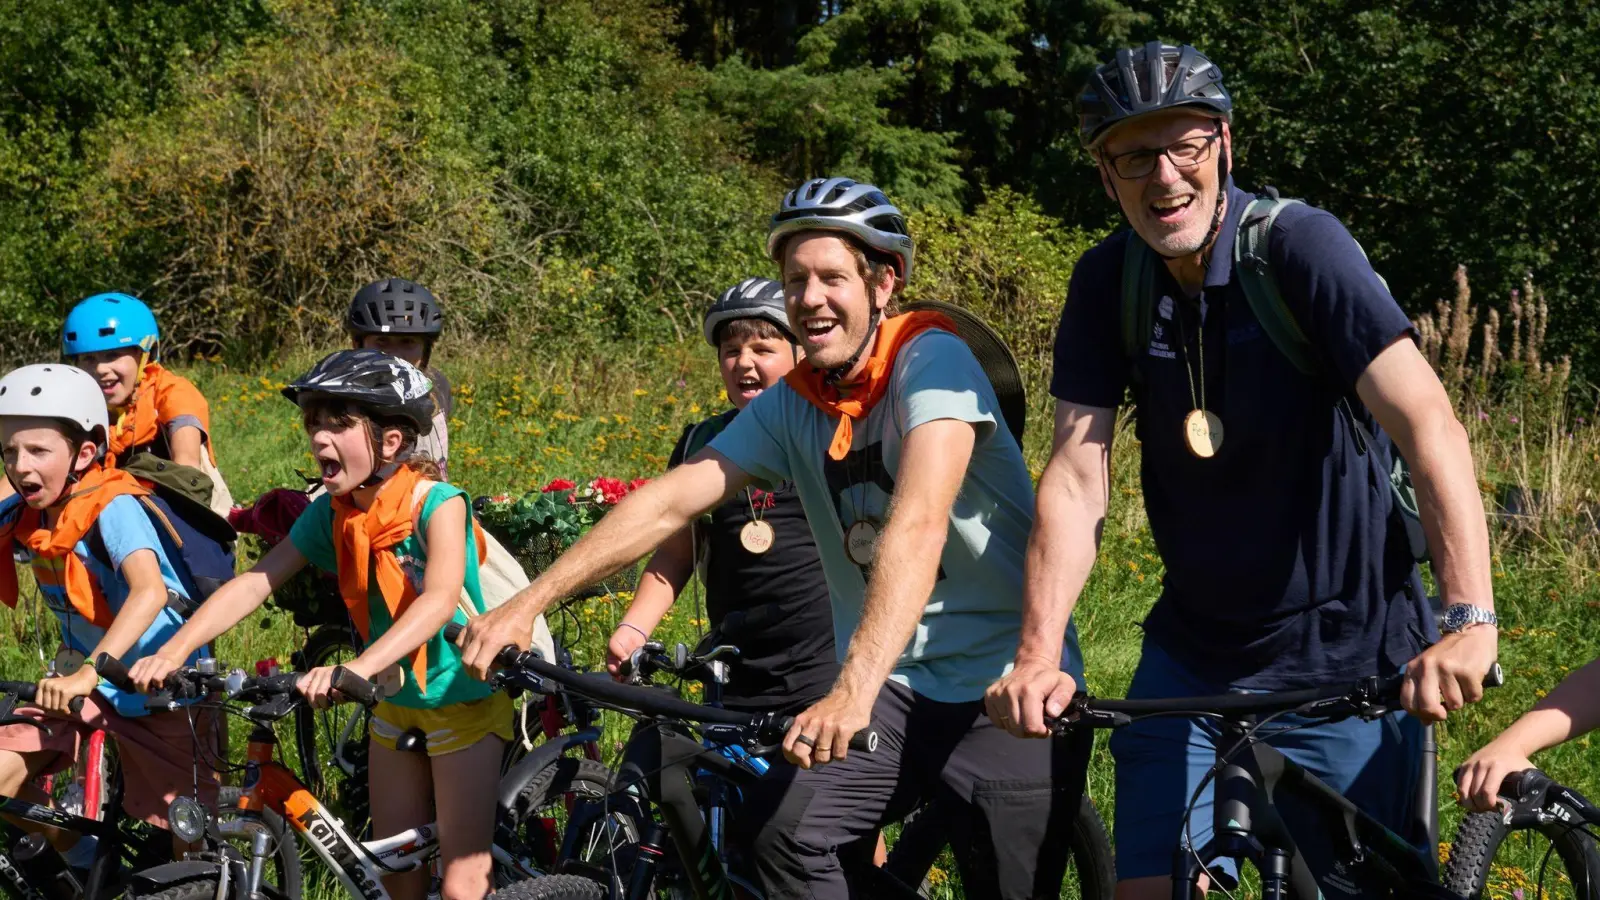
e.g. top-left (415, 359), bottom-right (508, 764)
top-left (2, 275), bottom-right (1597, 898)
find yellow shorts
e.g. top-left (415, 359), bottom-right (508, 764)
top-left (369, 692), bottom-right (514, 757)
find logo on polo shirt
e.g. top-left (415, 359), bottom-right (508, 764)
top-left (1148, 295), bottom-right (1177, 360)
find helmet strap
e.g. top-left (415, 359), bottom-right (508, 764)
top-left (358, 421), bottom-right (412, 488)
top-left (823, 298), bottom-right (883, 387)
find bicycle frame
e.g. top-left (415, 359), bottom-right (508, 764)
top-left (1175, 717), bottom-right (1441, 900)
top-left (0, 698), bottom-right (124, 900)
top-left (227, 720), bottom-right (539, 900)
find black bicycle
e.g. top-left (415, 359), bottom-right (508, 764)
top-left (1443, 768), bottom-right (1600, 899)
top-left (1053, 668), bottom-right (1504, 900)
top-left (447, 623), bottom-right (879, 900)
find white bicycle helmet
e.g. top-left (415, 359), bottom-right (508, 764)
top-left (0, 364), bottom-right (110, 438)
top-left (766, 178), bottom-right (914, 284)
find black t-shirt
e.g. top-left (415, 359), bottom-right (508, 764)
top-left (670, 409), bottom-right (838, 711)
top-left (1050, 181), bottom-right (1433, 690)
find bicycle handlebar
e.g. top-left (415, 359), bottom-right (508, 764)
top-left (1500, 769), bottom-right (1600, 828)
top-left (445, 623), bottom-right (876, 753)
top-left (91, 653), bottom-right (383, 711)
top-left (1056, 663), bottom-right (1504, 732)
top-left (0, 681), bottom-right (86, 715)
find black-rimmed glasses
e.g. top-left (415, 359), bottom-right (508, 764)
top-left (1104, 131), bottom-right (1222, 180)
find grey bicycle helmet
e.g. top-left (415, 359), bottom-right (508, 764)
top-left (703, 278), bottom-right (794, 346)
top-left (347, 278), bottom-right (444, 337)
top-left (283, 348), bottom-right (435, 437)
top-left (1078, 42), bottom-right (1232, 148)
top-left (766, 178), bottom-right (914, 284)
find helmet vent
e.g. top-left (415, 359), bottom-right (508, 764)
top-left (30, 387), bottom-right (42, 396)
top-left (98, 326), bottom-right (116, 337)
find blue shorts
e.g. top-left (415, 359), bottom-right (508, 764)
top-left (1109, 639), bottom-right (1426, 896)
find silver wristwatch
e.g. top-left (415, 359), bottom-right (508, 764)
top-left (1440, 603), bottom-right (1498, 634)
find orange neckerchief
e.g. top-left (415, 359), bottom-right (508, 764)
top-left (331, 466), bottom-right (431, 689)
top-left (784, 310), bottom-right (957, 460)
top-left (0, 466), bottom-right (149, 628)
top-left (107, 363), bottom-right (215, 467)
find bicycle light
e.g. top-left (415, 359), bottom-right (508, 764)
top-left (168, 797), bottom-right (208, 844)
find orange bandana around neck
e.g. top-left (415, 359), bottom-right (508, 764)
top-left (0, 466), bottom-right (149, 628)
top-left (106, 363), bottom-right (215, 467)
top-left (331, 466), bottom-right (431, 689)
top-left (784, 310), bottom-right (958, 460)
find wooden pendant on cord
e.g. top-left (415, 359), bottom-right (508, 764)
top-left (1183, 409), bottom-right (1225, 458)
top-left (844, 520), bottom-right (880, 566)
top-left (740, 519), bottom-right (775, 554)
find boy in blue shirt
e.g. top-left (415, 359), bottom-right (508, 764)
top-left (0, 363), bottom-right (219, 855)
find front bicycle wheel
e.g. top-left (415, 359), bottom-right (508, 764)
top-left (292, 624), bottom-right (370, 827)
top-left (490, 874), bottom-right (608, 900)
top-left (130, 876), bottom-right (225, 900)
top-left (1444, 810), bottom-right (1600, 899)
top-left (497, 757), bottom-right (633, 885)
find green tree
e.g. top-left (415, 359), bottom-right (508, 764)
top-left (1155, 0), bottom-right (1600, 376)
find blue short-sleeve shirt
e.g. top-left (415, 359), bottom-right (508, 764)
top-left (2, 493), bottom-right (212, 717)
top-left (1050, 181), bottom-right (1433, 689)
top-left (710, 330), bottom-right (1085, 702)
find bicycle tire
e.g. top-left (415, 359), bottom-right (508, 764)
top-left (489, 874), bottom-right (608, 900)
top-left (1444, 809), bottom-right (1600, 899)
top-left (498, 757), bottom-right (628, 880)
top-left (292, 624), bottom-right (369, 822)
top-left (885, 793), bottom-right (1115, 899)
top-left (214, 786), bottom-right (304, 900)
top-left (129, 876), bottom-right (226, 900)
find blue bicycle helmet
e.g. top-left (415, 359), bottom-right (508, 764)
top-left (62, 293), bottom-right (161, 357)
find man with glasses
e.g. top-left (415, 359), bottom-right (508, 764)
top-left (985, 42), bottom-right (1497, 899)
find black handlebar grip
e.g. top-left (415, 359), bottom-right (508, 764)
top-left (444, 622), bottom-right (464, 643)
top-left (330, 666), bottom-right (383, 708)
top-left (93, 653), bottom-right (136, 692)
top-left (849, 728), bottom-right (878, 754)
top-left (67, 696), bottom-right (85, 715)
top-left (1483, 662), bottom-right (1505, 689)
top-left (1504, 768), bottom-right (1552, 801)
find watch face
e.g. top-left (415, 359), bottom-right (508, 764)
top-left (1443, 606), bottom-right (1467, 630)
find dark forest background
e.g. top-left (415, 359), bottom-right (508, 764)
top-left (3, 0), bottom-right (1593, 379)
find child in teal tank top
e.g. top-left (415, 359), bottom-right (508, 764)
top-left (129, 349), bottom-right (508, 900)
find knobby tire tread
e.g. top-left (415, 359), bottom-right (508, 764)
top-left (1444, 809), bottom-right (1600, 899)
top-left (489, 873), bottom-right (608, 900)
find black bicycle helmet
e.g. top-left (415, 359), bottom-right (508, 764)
top-left (1078, 42), bottom-right (1232, 148)
top-left (346, 278), bottom-right (444, 337)
top-left (282, 348), bottom-right (435, 437)
top-left (703, 278), bottom-right (794, 346)
top-left (767, 178), bottom-right (914, 284)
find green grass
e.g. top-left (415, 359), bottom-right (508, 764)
top-left (5, 340), bottom-right (1598, 898)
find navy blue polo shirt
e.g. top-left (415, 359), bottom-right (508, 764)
top-left (1051, 181), bottom-right (1435, 689)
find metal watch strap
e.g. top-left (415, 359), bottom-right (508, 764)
top-left (1443, 603), bottom-right (1498, 633)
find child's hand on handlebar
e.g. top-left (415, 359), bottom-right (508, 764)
top-left (296, 666), bottom-right (347, 710)
top-left (129, 654), bottom-right (183, 694)
top-left (1455, 738), bottom-right (1537, 813)
top-left (607, 625), bottom-right (650, 682)
top-left (36, 667), bottom-right (98, 715)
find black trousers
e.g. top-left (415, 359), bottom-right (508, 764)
top-left (738, 680), bottom-right (1091, 899)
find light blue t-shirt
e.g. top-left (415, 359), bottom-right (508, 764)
top-left (709, 329), bottom-right (1085, 702)
top-left (1, 494), bottom-right (212, 717)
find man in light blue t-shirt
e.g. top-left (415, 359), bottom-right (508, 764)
top-left (462, 178), bottom-right (1088, 898)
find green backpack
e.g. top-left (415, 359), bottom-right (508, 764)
top-left (1118, 187), bottom-right (1428, 564)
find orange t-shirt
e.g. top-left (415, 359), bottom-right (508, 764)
top-left (107, 364), bottom-right (216, 467)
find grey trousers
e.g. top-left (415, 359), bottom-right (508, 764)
top-left (738, 680), bottom-right (1091, 899)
